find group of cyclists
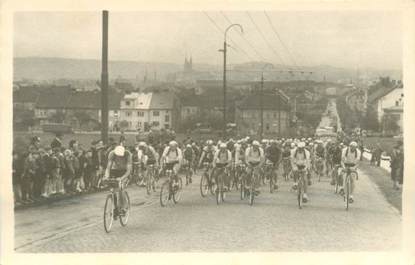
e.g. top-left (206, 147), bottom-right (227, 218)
top-left (102, 133), bottom-right (361, 212)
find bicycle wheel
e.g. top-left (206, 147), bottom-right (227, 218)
top-left (119, 191), bottom-right (130, 226)
top-left (240, 176), bottom-right (245, 200)
top-left (103, 194), bottom-right (114, 233)
top-left (345, 176), bottom-right (350, 211)
top-left (160, 181), bottom-right (170, 207)
top-left (216, 177), bottom-right (222, 205)
top-left (298, 181), bottom-right (303, 209)
top-left (249, 180), bottom-right (255, 206)
top-left (200, 173), bottom-right (209, 197)
top-left (173, 177), bottom-right (183, 204)
top-left (146, 171), bottom-right (152, 195)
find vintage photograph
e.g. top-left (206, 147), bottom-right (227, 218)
top-left (11, 10), bottom-right (404, 252)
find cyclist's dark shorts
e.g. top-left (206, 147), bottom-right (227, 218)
top-left (165, 161), bottom-right (178, 170)
top-left (110, 169), bottom-right (126, 178)
top-left (216, 163), bottom-right (228, 168)
top-left (147, 159), bottom-right (156, 165)
top-left (249, 162), bottom-right (260, 167)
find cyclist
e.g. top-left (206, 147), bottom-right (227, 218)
top-left (291, 141), bottom-right (311, 202)
top-left (314, 140), bottom-right (326, 174)
top-left (161, 140), bottom-right (182, 186)
top-left (330, 140), bottom-right (343, 186)
top-left (265, 140), bottom-right (281, 190)
top-left (183, 144), bottom-right (195, 183)
top-left (212, 143), bottom-right (232, 191)
top-left (245, 140), bottom-right (265, 195)
top-left (197, 140), bottom-right (217, 169)
top-left (103, 145), bottom-right (132, 218)
top-left (340, 141), bottom-right (361, 203)
top-left (138, 142), bottom-right (159, 180)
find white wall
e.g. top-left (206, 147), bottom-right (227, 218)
top-left (377, 88), bottom-right (403, 122)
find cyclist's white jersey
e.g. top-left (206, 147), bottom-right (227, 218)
top-left (213, 149), bottom-right (232, 165)
top-left (136, 149), bottom-right (148, 164)
top-left (161, 146), bottom-right (183, 164)
top-left (341, 147), bottom-right (361, 166)
top-left (291, 148), bottom-right (310, 168)
top-left (245, 146), bottom-right (264, 164)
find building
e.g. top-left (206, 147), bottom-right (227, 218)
top-left (382, 105), bottom-right (403, 134)
top-left (118, 92), bottom-right (179, 132)
top-left (367, 84), bottom-right (403, 123)
top-left (235, 91), bottom-right (291, 136)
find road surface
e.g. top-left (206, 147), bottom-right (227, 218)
top-left (15, 166), bottom-right (401, 252)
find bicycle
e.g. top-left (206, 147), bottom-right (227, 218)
top-left (200, 162), bottom-right (216, 197)
top-left (266, 162), bottom-right (278, 194)
top-left (314, 157), bottom-right (325, 182)
top-left (184, 160), bottom-right (193, 186)
top-left (282, 158), bottom-right (292, 182)
top-left (214, 164), bottom-right (228, 205)
top-left (132, 162), bottom-right (144, 186)
top-left (145, 164), bottom-right (156, 195)
top-left (332, 163), bottom-right (342, 194)
top-left (103, 178), bottom-right (131, 233)
top-left (160, 163), bottom-right (183, 207)
top-left (342, 163), bottom-right (358, 211)
top-left (295, 164), bottom-right (307, 209)
top-left (246, 162), bottom-right (261, 206)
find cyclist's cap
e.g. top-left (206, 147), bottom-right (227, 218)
top-left (186, 144), bottom-right (192, 148)
top-left (207, 140), bottom-right (213, 145)
top-left (114, 145), bottom-right (125, 156)
top-left (138, 141), bottom-right (147, 147)
top-left (169, 141), bottom-right (178, 146)
top-left (219, 143), bottom-right (227, 148)
top-left (298, 142), bottom-right (306, 148)
top-left (252, 140), bottom-right (260, 146)
top-left (349, 141), bottom-right (358, 147)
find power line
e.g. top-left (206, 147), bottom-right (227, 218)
top-left (203, 11), bottom-right (256, 62)
top-left (263, 11), bottom-right (299, 69)
top-left (246, 11), bottom-right (290, 69)
top-left (220, 11), bottom-right (267, 62)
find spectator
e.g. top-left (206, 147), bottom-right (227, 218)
top-left (12, 151), bottom-right (23, 204)
top-left (33, 148), bottom-right (48, 199)
top-left (63, 149), bottom-right (76, 193)
top-left (22, 145), bottom-right (40, 203)
top-left (69, 140), bottom-right (83, 193)
top-left (83, 149), bottom-right (95, 191)
top-left (50, 144), bottom-right (65, 195)
top-left (390, 140), bottom-right (404, 190)
top-left (41, 147), bottom-right (53, 198)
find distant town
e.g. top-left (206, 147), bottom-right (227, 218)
top-left (13, 56), bottom-right (403, 138)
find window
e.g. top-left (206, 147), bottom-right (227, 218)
top-left (125, 101), bottom-right (130, 106)
top-left (114, 110), bottom-right (118, 114)
top-left (126, 111), bottom-right (131, 117)
top-left (137, 121), bottom-right (142, 127)
top-left (165, 115), bottom-right (170, 122)
top-left (395, 101), bottom-right (399, 106)
top-left (137, 111), bottom-right (144, 117)
top-left (187, 109), bottom-right (190, 114)
top-left (164, 124), bottom-right (170, 129)
top-left (266, 124), bottom-right (270, 131)
top-left (152, 121), bottom-right (160, 126)
top-left (273, 112), bottom-right (277, 118)
top-left (153, 110), bottom-right (160, 116)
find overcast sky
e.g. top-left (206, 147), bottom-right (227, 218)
top-left (14, 11), bottom-right (402, 70)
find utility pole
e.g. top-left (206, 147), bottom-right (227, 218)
top-left (260, 73), bottom-right (264, 139)
top-left (220, 23), bottom-right (243, 139)
top-left (277, 89), bottom-right (281, 136)
top-left (101, 10), bottom-right (109, 144)
top-left (222, 40), bottom-right (227, 138)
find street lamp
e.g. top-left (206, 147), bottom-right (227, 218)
top-left (259, 63), bottom-right (274, 140)
top-left (220, 23), bottom-right (243, 139)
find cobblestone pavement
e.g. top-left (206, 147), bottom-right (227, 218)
top-left (15, 167), bottom-right (401, 252)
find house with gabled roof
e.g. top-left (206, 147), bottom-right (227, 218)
top-left (235, 90), bottom-right (291, 136)
top-left (367, 84), bottom-right (403, 123)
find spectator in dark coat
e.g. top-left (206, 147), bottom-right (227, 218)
top-left (390, 140), bottom-right (404, 190)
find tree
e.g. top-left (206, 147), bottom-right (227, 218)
top-left (73, 111), bottom-right (92, 128)
top-left (50, 110), bottom-right (66, 123)
top-left (119, 120), bottom-right (129, 130)
top-left (382, 114), bottom-right (400, 135)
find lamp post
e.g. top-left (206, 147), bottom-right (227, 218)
top-left (219, 23), bottom-right (243, 138)
top-left (259, 63), bottom-right (273, 140)
top-left (101, 10), bottom-right (109, 144)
